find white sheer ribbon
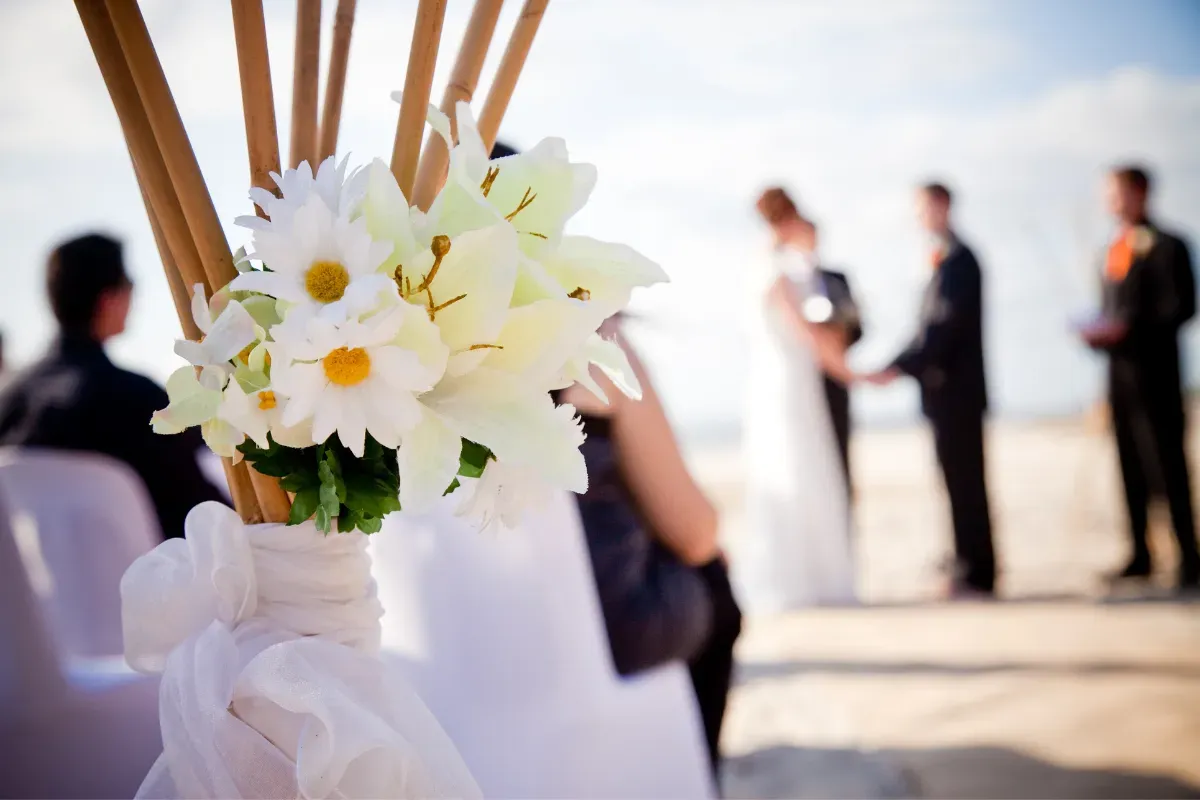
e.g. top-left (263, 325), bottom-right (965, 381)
top-left (121, 501), bottom-right (480, 799)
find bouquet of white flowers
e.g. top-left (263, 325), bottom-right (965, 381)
top-left (79, 1), bottom-right (668, 796)
top-left (151, 100), bottom-right (664, 533)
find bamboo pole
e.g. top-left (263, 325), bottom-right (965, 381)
top-left (231, 0), bottom-right (282, 200)
top-left (289, 0), bottom-right (322, 170)
top-left (411, 0), bottom-right (504, 210)
top-left (141, 185), bottom-right (202, 342)
top-left (477, 0), bottom-right (549, 153)
top-left (318, 0), bottom-right (356, 162)
top-left (77, 0), bottom-right (262, 523)
top-left (104, 0), bottom-right (238, 294)
top-left (390, 0), bottom-right (447, 199)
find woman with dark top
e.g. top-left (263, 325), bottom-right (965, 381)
top-left (561, 319), bottom-right (742, 778)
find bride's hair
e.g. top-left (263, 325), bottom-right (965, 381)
top-left (756, 186), bottom-right (800, 225)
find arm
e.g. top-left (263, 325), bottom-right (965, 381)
top-left (891, 253), bottom-right (979, 377)
top-left (768, 277), bottom-right (855, 384)
top-left (564, 336), bottom-right (720, 566)
top-left (1137, 236), bottom-right (1196, 332)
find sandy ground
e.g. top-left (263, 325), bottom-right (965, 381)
top-left (691, 413), bottom-right (1200, 799)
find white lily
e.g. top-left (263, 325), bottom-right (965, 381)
top-left (397, 366), bottom-right (587, 513)
top-left (173, 284), bottom-right (258, 372)
top-left (455, 458), bottom-right (558, 531)
top-left (425, 102), bottom-right (596, 260)
top-left (557, 333), bottom-right (642, 404)
top-left (151, 366), bottom-right (244, 458)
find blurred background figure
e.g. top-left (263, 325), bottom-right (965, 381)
top-left (0, 233), bottom-right (225, 539)
top-left (563, 315), bottom-right (740, 779)
top-left (757, 190), bottom-right (863, 499)
top-left (735, 187), bottom-right (854, 615)
top-left (1080, 165), bottom-right (1198, 590)
top-left (865, 183), bottom-right (995, 598)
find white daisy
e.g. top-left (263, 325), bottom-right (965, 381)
top-left (268, 303), bottom-right (444, 457)
top-left (236, 155), bottom-right (368, 233)
top-left (232, 193), bottom-right (395, 322)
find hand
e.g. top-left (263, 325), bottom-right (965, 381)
top-left (1080, 320), bottom-right (1128, 349)
top-left (862, 368), bottom-right (901, 387)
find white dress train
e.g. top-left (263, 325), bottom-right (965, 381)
top-left (734, 251), bottom-right (856, 614)
top-left (371, 491), bottom-right (715, 799)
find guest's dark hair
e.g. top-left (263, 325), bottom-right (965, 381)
top-left (1112, 164), bottom-right (1152, 195)
top-left (756, 186), bottom-right (801, 225)
top-left (47, 233), bottom-right (131, 333)
top-left (921, 182), bottom-right (953, 206)
top-left (490, 141), bottom-right (517, 159)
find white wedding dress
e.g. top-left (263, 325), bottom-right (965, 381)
top-left (734, 248), bottom-right (856, 614)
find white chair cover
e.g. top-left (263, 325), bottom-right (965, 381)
top-left (0, 448), bottom-right (161, 659)
top-left (372, 491), bottom-right (715, 799)
top-left (0, 487), bottom-right (161, 799)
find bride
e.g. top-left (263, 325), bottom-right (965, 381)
top-left (734, 187), bottom-right (856, 614)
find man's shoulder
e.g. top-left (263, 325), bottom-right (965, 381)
top-left (102, 363), bottom-right (169, 406)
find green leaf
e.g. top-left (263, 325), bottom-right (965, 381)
top-left (279, 471), bottom-right (318, 492)
top-left (289, 486), bottom-right (319, 525)
top-left (321, 448), bottom-right (347, 504)
top-left (356, 514), bottom-right (383, 535)
top-left (458, 439), bottom-right (492, 478)
top-left (318, 461), bottom-right (341, 525)
top-left (314, 504), bottom-right (332, 534)
top-left (443, 478), bottom-right (461, 496)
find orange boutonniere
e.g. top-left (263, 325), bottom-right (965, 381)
top-left (1106, 226), bottom-right (1154, 282)
top-left (1106, 231), bottom-right (1134, 282)
top-left (930, 247), bottom-right (945, 271)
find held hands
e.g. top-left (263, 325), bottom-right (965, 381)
top-left (1078, 319), bottom-right (1129, 349)
top-left (859, 368), bottom-right (901, 387)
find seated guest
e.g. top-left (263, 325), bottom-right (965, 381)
top-left (0, 233), bottom-right (226, 539)
top-left (561, 318), bottom-right (742, 778)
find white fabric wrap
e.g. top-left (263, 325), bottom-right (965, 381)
top-left (121, 501), bottom-right (481, 800)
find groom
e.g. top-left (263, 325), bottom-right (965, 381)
top-left (1080, 165), bottom-right (1198, 590)
top-left (864, 182), bottom-right (995, 597)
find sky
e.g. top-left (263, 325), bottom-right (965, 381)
top-left (1, 0), bottom-right (1198, 442)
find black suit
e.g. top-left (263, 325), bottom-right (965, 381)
top-left (814, 267), bottom-right (862, 498)
top-left (891, 235), bottom-right (995, 593)
top-left (1100, 223), bottom-right (1198, 581)
top-left (0, 335), bottom-right (227, 539)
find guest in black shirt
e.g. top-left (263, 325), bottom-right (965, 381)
top-left (0, 233), bottom-right (226, 539)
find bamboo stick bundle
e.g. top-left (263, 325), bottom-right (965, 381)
top-left (77, 0), bottom-right (264, 522)
top-left (79, 0), bottom-right (554, 527)
top-left (289, 0), bottom-right (322, 170)
top-left (410, 0), bottom-right (504, 211)
top-left (318, 0), bottom-right (357, 162)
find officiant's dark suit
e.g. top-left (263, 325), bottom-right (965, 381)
top-left (814, 267), bottom-right (862, 497)
top-left (1091, 167), bottom-right (1198, 588)
top-left (884, 187), bottom-right (994, 595)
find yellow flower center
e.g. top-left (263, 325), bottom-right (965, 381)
top-left (305, 260), bottom-right (350, 304)
top-left (257, 390), bottom-right (277, 410)
top-left (323, 347), bottom-right (371, 386)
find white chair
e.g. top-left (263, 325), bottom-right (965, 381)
top-left (372, 491), bottom-right (715, 799)
top-left (0, 490), bottom-right (161, 798)
top-left (0, 448), bottom-right (161, 659)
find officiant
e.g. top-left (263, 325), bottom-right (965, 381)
top-left (1080, 165), bottom-right (1198, 591)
